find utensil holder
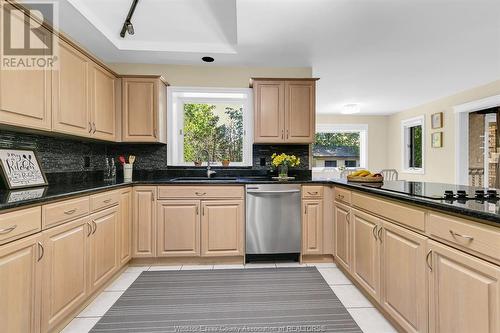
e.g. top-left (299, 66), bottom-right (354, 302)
top-left (124, 164), bottom-right (133, 182)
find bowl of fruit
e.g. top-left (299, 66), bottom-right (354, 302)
top-left (346, 170), bottom-right (384, 183)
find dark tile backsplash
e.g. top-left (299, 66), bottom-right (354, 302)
top-left (0, 130), bottom-right (310, 182)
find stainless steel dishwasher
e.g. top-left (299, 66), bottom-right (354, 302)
top-left (245, 184), bottom-right (301, 261)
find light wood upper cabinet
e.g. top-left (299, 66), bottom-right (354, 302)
top-left (0, 6), bottom-right (52, 132)
top-left (334, 202), bottom-right (351, 271)
top-left (302, 199), bottom-right (323, 255)
top-left (52, 40), bottom-right (91, 137)
top-left (201, 200), bottom-right (244, 257)
top-left (88, 207), bottom-right (119, 292)
top-left (41, 217), bottom-right (90, 333)
top-left (428, 240), bottom-right (500, 333)
top-left (351, 209), bottom-right (381, 301)
top-left (252, 78), bottom-right (317, 144)
top-left (157, 200), bottom-right (200, 257)
top-left (133, 187), bottom-right (156, 257)
top-left (90, 63), bottom-right (116, 141)
top-left (285, 80), bottom-right (315, 143)
top-left (253, 80), bottom-right (285, 143)
top-left (119, 188), bottom-right (132, 265)
top-left (122, 76), bottom-right (167, 143)
top-left (0, 234), bottom-right (42, 333)
top-left (380, 221), bottom-right (428, 333)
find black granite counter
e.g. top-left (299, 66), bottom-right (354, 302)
top-left (0, 176), bottom-right (498, 225)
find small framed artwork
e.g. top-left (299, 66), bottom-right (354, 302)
top-left (0, 149), bottom-right (48, 189)
top-left (431, 132), bottom-right (443, 148)
top-left (431, 112), bottom-right (443, 129)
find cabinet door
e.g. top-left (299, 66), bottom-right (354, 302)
top-left (119, 188), bottom-right (132, 265)
top-left (201, 200), bottom-right (244, 256)
top-left (90, 63), bottom-right (116, 141)
top-left (0, 9), bottom-right (52, 131)
top-left (285, 80), bottom-right (315, 143)
top-left (253, 80), bottom-right (285, 143)
top-left (351, 209), bottom-right (380, 301)
top-left (41, 217), bottom-right (91, 333)
top-left (0, 234), bottom-right (42, 333)
top-left (428, 240), bottom-right (500, 333)
top-left (334, 202), bottom-right (351, 271)
top-left (157, 200), bottom-right (200, 257)
top-left (380, 221), bottom-right (428, 333)
top-left (122, 78), bottom-right (158, 142)
top-left (52, 40), bottom-right (91, 137)
top-left (88, 207), bottom-right (119, 292)
top-left (132, 187), bottom-right (156, 257)
top-left (302, 199), bottom-right (323, 255)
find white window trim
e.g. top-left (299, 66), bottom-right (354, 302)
top-left (313, 124), bottom-right (368, 170)
top-left (401, 115), bottom-right (425, 174)
top-left (167, 86), bottom-right (254, 167)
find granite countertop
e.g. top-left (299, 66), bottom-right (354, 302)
top-left (0, 177), bottom-right (498, 225)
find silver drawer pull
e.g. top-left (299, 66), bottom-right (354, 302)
top-left (0, 225), bottom-right (17, 234)
top-left (103, 199), bottom-right (112, 203)
top-left (338, 194), bottom-right (344, 199)
top-left (195, 192), bottom-right (206, 196)
top-left (64, 209), bottom-right (76, 215)
top-left (449, 230), bottom-right (474, 241)
top-left (307, 191), bottom-right (318, 195)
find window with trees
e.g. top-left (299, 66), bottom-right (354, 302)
top-left (402, 116), bottom-right (424, 173)
top-left (168, 87), bottom-right (253, 166)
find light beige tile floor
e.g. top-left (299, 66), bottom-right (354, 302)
top-left (64, 263), bottom-right (396, 333)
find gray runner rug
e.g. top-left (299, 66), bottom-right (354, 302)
top-left (90, 267), bottom-right (362, 332)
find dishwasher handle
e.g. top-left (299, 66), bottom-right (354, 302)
top-left (247, 189), bottom-right (301, 194)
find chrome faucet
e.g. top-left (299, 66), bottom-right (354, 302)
top-left (202, 150), bottom-right (217, 178)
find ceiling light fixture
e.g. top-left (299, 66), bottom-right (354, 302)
top-left (202, 56), bottom-right (215, 63)
top-left (120, 0), bottom-right (139, 38)
top-left (341, 104), bottom-right (361, 114)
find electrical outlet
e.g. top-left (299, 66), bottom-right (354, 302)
top-left (84, 156), bottom-right (91, 168)
top-left (260, 157), bottom-right (266, 166)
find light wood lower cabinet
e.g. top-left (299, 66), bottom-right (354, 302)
top-left (201, 200), bottom-right (244, 257)
top-left (351, 209), bottom-right (381, 301)
top-left (334, 201), bottom-right (351, 271)
top-left (157, 200), bottom-right (200, 257)
top-left (119, 189), bottom-right (132, 265)
top-left (133, 187), bottom-right (157, 257)
top-left (41, 217), bottom-right (91, 333)
top-left (0, 234), bottom-right (42, 333)
top-left (380, 221), bottom-right (428, 333)
top-left (302, 199), bottom-right (323, 255)
top-left (88, 207), bottom-right (119, 292)
top-left (428, 240), bottom-right (500, 333)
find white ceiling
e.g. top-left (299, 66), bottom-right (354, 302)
top-left (34, 0), bottom-right (500, 114)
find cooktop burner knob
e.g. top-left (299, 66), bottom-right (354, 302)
top-left (475, 190), bottom-right (485, 199)
top-left (486, 190), bottom-right (498, 199)
top-left (444, 190), bottom-right (454, 199)
top-left (456, 190), bottom-right (467, 198)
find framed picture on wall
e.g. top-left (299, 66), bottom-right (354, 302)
top-left (0, 149), bottom-right (48, 189)
top-left (431, 112), bottom-right (443, 129)
top-left (431, 132), bottom-right (443, 148)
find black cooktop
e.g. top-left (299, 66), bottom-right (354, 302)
top-left (361, 180), bottom-right (499, 201)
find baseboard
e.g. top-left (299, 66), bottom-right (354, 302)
top-left (130, 256), bottom-right (245, 266)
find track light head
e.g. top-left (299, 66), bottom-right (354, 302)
top-left (126, 22), bottom-right (134, 35)
top-left (120, 0), bottom-right (139, 38)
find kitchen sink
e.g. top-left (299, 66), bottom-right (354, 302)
top-left (169, 177), bottom-right (239, 182)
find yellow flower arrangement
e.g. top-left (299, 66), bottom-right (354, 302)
top-left (271, 153), bottom-right (300, 168)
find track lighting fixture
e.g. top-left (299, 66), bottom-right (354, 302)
top-left (120, 0), bottom-right (139, 38)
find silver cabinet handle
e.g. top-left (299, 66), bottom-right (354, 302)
top-left (92, 220), bottom-right (97, 235)
top-left (196, 206), bottom-right (199, 215)
top-left (372, 225), bottom-right (378, 240)
top-left (378, 226), bottom-right (383, 242)
top-left (307, 191), bottom-right (318, 195)
top-left (64, 209), bottom-right (76, 215)
top-left (338, 194), bottom-right (345, 200)
top-left (153, 128), bottom-right (157, 138)
top-left (0, 225), bottom-right (17, 234)
top-left (426, 250), bottom-right (433, 271)
top-left (304, 204), bottom-right (307, 214)
top-left (286, 129), bottom-right (289, 139)
top-left (281, 129), bottom-right (284, 139)
top-left (88, 122), bottom-right (92, 133)
top-left (345, 211), bottom-right (350, 223)
top-left (86, 222), bottom-right (93, 237)
top-left (37, 242), bottom-right (44, 262)
top-left (195, 192), bottom-right (206, 196)
top-left (103, 199), bottom-right (111, 204)
top-left (249, 190), bottom-right (301, 194)
top-left (92, 122), bottom-right (96, 134)
top-left (449, 230), bottom-right (474, 241)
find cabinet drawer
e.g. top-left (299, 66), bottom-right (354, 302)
top-left (352, 192), bottom-right (425, 231)
top-left (428, 213), bottom-right (500, 262)
top-left (334, 187), bottom-right (351, 204)
top-left (90, 191), bottom-right (120, 212)
top-left (302, 185), bottom-right (324, 199)
top-left (158, 186), bottom-right (244, 199)
top-left (0, 207), bottom-right (41, 245)
top-left (43, 197), bottom-right (89, 229)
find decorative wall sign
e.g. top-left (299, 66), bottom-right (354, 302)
top-left (431, 112), bottom-right (443, 129)
top-left (431, 132), bottom-right (443, 148)
top-left (0, 149), bottom-right (48, 189)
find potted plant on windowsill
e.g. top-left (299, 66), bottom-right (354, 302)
top-left (271, 153), bottom-right (301, 180)
top-left (221, 158), bottom-right (230, 167)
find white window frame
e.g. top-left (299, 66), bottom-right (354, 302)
top-left (167, 86), bottom-right (253, 167)
top-left (401, 115), bottom-right (425, 174)
top-left (313, 124), bottom-right (368, 170)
